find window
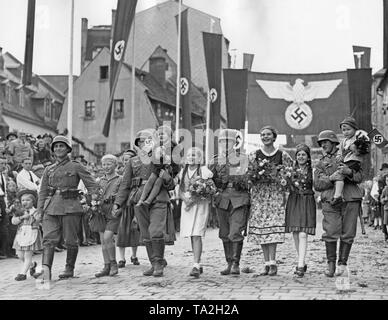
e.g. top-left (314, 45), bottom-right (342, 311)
top-left (113, 99), bottom-right (124, 118)
top-left (100, 66), bottom-right (109, 80)
top-left (44, 97), bottom-right (51, 118)
top-left (94, 143), bottom-right (106, 157)
top-left (121, 142), bottom-right (131, 152)
top-left (5, 84), bottom-right (11, 103)
top-left (18, 89), bottom-right (24, 107)
top-left (84, 100), bottom-right (96, 119)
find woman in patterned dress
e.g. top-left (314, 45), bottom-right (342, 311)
top-left (248, 126), bottom-right (291, 276)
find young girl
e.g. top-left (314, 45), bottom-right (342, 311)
top-left (12, 190), bottom-right (42, 281)
top-left (285, 144), bottom-right (316, 277)
top-left (178, 147), bottom-right (213, 278)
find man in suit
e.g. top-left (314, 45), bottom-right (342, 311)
top-left (210, 129), bottom-right (250, 276)
top-left (36, 135), bottom-right (99, 281)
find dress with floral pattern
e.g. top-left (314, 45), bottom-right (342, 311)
top-left (247, 148), bottom-right (291, 245)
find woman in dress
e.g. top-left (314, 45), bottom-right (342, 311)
top-left (248, 126), bottom-right (291, 276)
top-left (285, 143), bottom-right (316, 277)
top-left (116, 150), bottom-right (141, 268)
top-left (179, 147), bottom-right (213, 278)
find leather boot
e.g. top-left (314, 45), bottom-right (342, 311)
top-left (59, 246), bottom-right (78, 279)
top-left (35, 246), bottom-right (55, 280)
top-left (220, 241), bottom-right (233, 275)
top-left (109, 260), bottom-right (118, 276)
top-left (95, 264), bottom-right (110, 278)
top-left (143, 241), bottom-right (154, 276)
top-left (335, 241), bottom-right (345, 276)
top-left (336, 241), bottom-right (352, 276)
top-left (230, 241), bottom-right (243, 275)
top-left (324, 241), bottom-right (337, 277)
top-left (152, 239), bottom-right (165, 277)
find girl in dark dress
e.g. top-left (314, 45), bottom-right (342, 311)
top-left (285, 143), bottom-right (316, 277)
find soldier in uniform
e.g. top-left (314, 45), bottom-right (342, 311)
top-left (314, 130), bottom-right (363, 277)
top-left (210, 129), bottom-right (250, 275)
top-left (36, 135), bottom-right (99, 280)
top-left (113, 127), bottom-right (178, 277)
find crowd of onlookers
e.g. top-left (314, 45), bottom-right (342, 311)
top-left (0, 131), bottom-right (192, 260)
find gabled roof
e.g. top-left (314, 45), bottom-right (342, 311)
top-left (41, 75), bottom-right (74, 94)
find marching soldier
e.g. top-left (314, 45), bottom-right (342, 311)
top-left (36, 135), bottom-right (99, 280)
top-left (210, 129), bottom-right (250, 275)
top-left (314, 130), bottom-right (364, 277)
top-left (113, 127), bottom-right (178, 277)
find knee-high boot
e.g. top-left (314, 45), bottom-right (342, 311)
top-left (152, 239), bottom-right (165, 277)
top-left (230, 241), bottom-right (243, 275)
top-left (324, 241), bottom-right (337, 277)
top-left (220, 241), bottom-right (233, 275)
top-left (59, 246), bottom-right (78, 279)
top-left (143, 241), bottom-right (154, 276)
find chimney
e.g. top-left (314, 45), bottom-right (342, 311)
top-left (80, 18), bottom-right (88, 72)
top-left (149, 49), bottom-right (167, 87)
top-left (0, 47), bottom-right (4, 71)
top-left (110, 9), bottom-right (116, 50)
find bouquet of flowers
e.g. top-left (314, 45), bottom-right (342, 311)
top-left (247, 158), bottom-right (278, 184)
top-left (289, 167), bottom-right (310, 192)
top-left (277, 163), bottom-right (295, 189)
top-left (185, 177), bottom-right (217, 210)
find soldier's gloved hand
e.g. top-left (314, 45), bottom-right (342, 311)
top-left (329, 172), bottom-right (343, 182)
top-left (337, 164), bottom-right (352, 176)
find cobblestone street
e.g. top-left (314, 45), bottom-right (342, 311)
top-left (0, 210), bottom-right (387, 300)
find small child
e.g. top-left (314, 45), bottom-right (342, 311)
top-left (331, 117), bottom-right (370, 206)
top-left (361, 181), bottom-right (372, 224)
top-left (136, 145), bottom-right (172, 207)
top-left (11, 190), bottom-right (42, 281)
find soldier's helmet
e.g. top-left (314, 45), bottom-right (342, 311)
top-left (317, 130), bottom-right (339, 146)
top-left (218, 129), bottom-right (239, 142)
top-left (51, 135), bottom-right (72, 153)
top-left (134, 129), bottom-right (155, 148)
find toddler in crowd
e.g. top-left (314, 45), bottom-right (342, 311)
top-left (11, 190), bottom-right (42, 281)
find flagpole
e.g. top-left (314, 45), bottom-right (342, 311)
top-left (175, 0), bottom-right (182, 143)
top-left (205, 92), bottom-right (211, 167)
top-left (130, 18), bottom-right (136, 147)
top-left (67, 0), bottom-right (74, 144)
top-left (205, 17), bottom-right (214, 166)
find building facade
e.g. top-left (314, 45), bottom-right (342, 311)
top-left (0, 48), bottom-right (63, 137)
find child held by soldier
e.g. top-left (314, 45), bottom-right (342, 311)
top-left (330, 117), bottom-right (370, 206)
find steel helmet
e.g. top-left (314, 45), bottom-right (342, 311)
top-left (218, 129), bottom-right (239, 142)
top-left (134, 129), bottom-right (155, 147)
top-left (317, 130), bottom-right (339, 146)
top-left (51, 135), bottom-right (72, 153)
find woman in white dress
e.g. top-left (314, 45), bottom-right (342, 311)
top-left (179, 147), bottom-right (213, 278)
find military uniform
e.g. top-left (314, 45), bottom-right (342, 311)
top-left (37, 139), bottom-right (98, 279)
top-left (114, 129), bottom-right (178, 277)
top-left (209, 129), bottom-right (250, 275)
top-left (314, 130), bottom-right (363, 277)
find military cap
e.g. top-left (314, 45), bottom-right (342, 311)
top-left (134, 129), bottom-right (154, 147)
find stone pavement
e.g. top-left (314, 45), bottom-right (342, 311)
top-left (0, 210), bottom-right (387, 300)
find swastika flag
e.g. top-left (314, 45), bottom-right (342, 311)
top-left (368, 128), bottom-right (388, 148)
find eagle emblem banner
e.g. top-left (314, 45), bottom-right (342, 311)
top-left (247, 71), bottom-right (351, 135)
